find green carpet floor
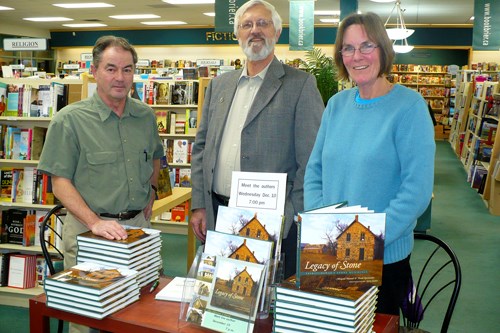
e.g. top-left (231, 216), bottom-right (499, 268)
top-left (1, 140), bottom-right (499, 332)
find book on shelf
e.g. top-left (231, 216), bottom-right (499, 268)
top-left (155, 81), bottom-right (170, 105)
top-left (0, 168), bottom-right (13, 202)
top-left (173, 139), bottom-right (189, 164)
top-left (7, 253), bottom-right (37, 289)
top-left (170, 202), bottom-right (189, 222)
top-left (296, 211), bottom-right (386, 289)
top-left (185, 108), bottom-right (197, 135)
top-left (30, 127), bottom-right (48, 160)
top-left (36, 255), bottom-right (64, 286)
top-left (155, 276), bottom-right (194, 302)
top-left (155, 110), bottom-right (168, 134)
top-left (157, 156), bottom-right (172, 199)
top-left (178, 168), bottom-right (191, 187)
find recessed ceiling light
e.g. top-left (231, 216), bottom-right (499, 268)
top-left (163, 0), bottom-right (215, 4)
top-left (24, 17), bottom-right (73, 22)
top-left (370, 0), bottom-right (396, 3)
top-left (314, 11), bottom-right (340, 16)
top-left (0, 6), bottom-right (14, 10)
top-left (320, 18), bottom-right (340, 23)
top-left (141, 21), bottom-right (187, 26)
top-left (63, 23), bottom-right (108, 27)
top-left (53, 3), bottom-right (114, 9)
top-left (110, 14), bottom-right (160, 20)
top-left (204, 12), bottom-right (215, 17)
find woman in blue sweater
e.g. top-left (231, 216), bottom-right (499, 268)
top-left (304, 12), bottom-right (435, 315)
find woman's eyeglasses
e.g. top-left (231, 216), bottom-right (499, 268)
top-left (340, 43), bottom-right (378, 57)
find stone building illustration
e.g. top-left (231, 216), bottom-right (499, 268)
top-left (229, 239), bottom-right (259, 263)
top-left (238, 213), bottom-right (271, 240)
top-left (303, 244), bottom-right (328, 254)
top-left (336, 215), bottom-right (378, 261)
top-left (231, 267), bottom-right (255, 297)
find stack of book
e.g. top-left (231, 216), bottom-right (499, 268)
top-left (76, 227), bottom-right (162, 287)
top-left (274, 278), bottom-right (378, 333)
top-left (44, 261), bottom-right (140, 319)
top-left (273, 208), bottom-right (386, 333)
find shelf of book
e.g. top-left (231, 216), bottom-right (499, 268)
top-left (0, 243), bottom-right (59, 255)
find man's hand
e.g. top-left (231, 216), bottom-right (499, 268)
top-left (190, 208), bottom-right (207, 242)
top-left (91, 219), bottom-right (128, 240)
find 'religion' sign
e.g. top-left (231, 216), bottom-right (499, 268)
top-left (3, 38), bottom-right (47, 51)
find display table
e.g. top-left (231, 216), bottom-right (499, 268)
top-left (30, 277), bottom-right (399, 333)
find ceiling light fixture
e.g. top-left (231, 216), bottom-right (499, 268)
top-left (24, 17), bottom-right (73, 22)
top-left (0, 6), bottom-right (14, 10)
top-left (53, 3), bottom-right (114, 9)
top-left (384, 0), bottom-right (414, 40)
top-left (392, 37), bottom-right (414, 53)
top-left (163, 0), bottom-right (214, 4)
top-left (63, 23), bottom-right (108, 28)
top-left (383, 0), bottom-right (414, 53)
top-left (314, 10), bottom-right (341, 16)
top-left (320, 18), bottom-right (340, 23)
top-left (203, 13), bottom-right (216, 17)
top-left (109, 14), bottom-right (160, 20)
top-left (141, 21), bottom-right (187, 26)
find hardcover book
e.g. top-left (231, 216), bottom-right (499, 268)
top-left (296, 212), bottom-right (386, 290)
top-left (44, 261), bottom-right (138, 296)
top-left (76, 227), bottom-right (160, 249)
top-left (155, 276), bottom-right (193, 302)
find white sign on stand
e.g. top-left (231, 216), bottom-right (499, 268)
top-left (229, 171), bottom-right (287, 215)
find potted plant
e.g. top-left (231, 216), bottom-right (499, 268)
top-left (300, 47), bottom-right (338, 106)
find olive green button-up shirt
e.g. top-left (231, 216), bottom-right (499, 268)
top-left (38, 92), bottom-right (164, 214)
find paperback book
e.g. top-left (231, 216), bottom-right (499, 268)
top-left (185, 255), bottom-right (266, 333)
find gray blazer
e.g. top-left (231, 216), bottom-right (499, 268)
top-left (191, 57), bottom-right (324, 238)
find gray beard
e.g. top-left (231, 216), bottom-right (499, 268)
top-left (240, 40), bottom-right (274, 61)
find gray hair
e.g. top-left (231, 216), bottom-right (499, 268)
top-left (233, 0), bottom-right (282, 37)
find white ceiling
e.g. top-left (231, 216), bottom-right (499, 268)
top-left (0, 0), bottom-right (474, 37)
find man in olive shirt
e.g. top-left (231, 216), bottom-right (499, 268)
top-left (38, 36), bottom-right (164, 271)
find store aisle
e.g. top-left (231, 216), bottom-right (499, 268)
top-left (429, 140), bottom-right (500, 332)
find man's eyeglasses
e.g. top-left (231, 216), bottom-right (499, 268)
top-left (238, 19), bottom-right (273, 31)
top-left (339, 43), bottom-right (378, 57)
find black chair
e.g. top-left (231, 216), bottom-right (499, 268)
top-left (400, 233), bottom-right (462, 333)
top-left (39, 204), bottom-right (66, 333)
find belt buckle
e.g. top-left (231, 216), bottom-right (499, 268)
top-left (118, 212), bottom-right (124, 220)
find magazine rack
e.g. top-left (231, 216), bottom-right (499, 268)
top-left (178, 247), bottom-right (269, 333)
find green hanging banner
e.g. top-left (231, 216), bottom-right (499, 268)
top-left (215, 0), bottom-right (247, 32)
top-left (473, 0), bottom-right (500, 50)
top-left (289, 0), bottom-right (315, 51)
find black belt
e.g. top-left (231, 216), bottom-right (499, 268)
top-left (212, 192), bottom-right (230, 206)
top-left (100, 210), bottom-right (142, 220)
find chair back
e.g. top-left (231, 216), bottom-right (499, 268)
top-left (39, 204), bottom-right (65, 275)
top-left (402, 233), bottom-right (461, 333)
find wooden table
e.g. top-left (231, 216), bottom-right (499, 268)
top-left (30, 277), bottom-right (399, 333)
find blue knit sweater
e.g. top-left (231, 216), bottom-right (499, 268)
top-left (304, 84), bottom-right (435, 264)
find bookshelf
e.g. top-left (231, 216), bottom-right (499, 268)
top-left (391, 64), bottom-right (450, 139)
top-left (0, 77), bottom-right (207, 307)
